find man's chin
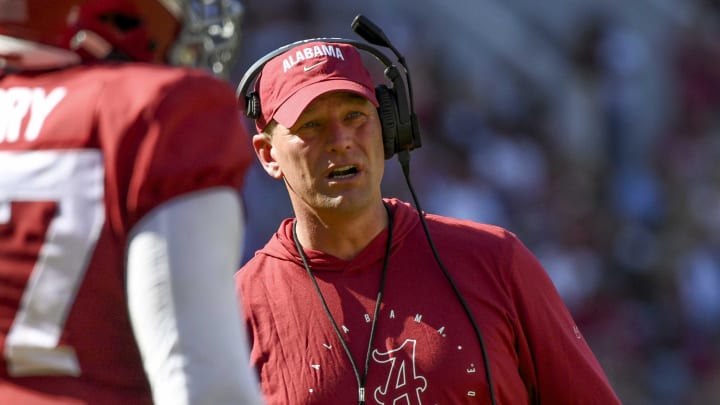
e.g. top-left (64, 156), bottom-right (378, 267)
top-left (316, 194), bottom-right (368, 212)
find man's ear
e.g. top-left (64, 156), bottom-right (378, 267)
top-left (252, 134), bottom-right (283, 179)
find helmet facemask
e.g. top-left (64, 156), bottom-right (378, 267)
top-left (166, 0), bottom-right (244, 80)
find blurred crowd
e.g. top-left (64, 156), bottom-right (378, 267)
top-left (233, 1), bottom-right (720, 404)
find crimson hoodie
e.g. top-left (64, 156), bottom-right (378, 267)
top-left (236, 198), bottom-right (622, 404)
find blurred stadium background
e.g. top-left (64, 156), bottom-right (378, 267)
top-left (233, 1), bottom-right (720, 403)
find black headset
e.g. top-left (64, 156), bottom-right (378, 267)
top-left (237, 14), bottom-right (497, 405)
top-left (235, 15), bottom-right (421, 160)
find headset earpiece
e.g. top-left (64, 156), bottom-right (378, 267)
top-left (246, 91), bottom-right (261, 119)
top-left (375, 85), bottom-right (398, 160)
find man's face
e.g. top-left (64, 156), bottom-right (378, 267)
top-left (255, 91), bottom-right (385, 215)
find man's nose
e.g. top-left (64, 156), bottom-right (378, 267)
top-left (326, 120), bottom-right (353, 152)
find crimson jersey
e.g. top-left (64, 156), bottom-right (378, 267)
top-left (0, 64), bottom-right (252, 404)
top-left (236, 198), bottom-right (621, 404)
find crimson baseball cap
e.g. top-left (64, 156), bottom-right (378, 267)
top-left (253, 41), bottom-right (379, 132)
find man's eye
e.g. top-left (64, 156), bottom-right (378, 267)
top-left (346, 111), bottom-right (369, 123)
top-left (299, 120), bottom-right (320, 129)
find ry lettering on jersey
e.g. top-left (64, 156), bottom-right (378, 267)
top-left (0, 87), bottom-right (66, 143)
top-left (283, 45), bottom-right (345, 72)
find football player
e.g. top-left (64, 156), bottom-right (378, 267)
top-left (0, 1), bottom-right (263, 404)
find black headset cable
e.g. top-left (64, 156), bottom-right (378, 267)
top-left (398, 149), bottom-right (498, 405)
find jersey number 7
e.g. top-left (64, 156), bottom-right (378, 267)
top-left (1, 150), bottom-right (105, 377)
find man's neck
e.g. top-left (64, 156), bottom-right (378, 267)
top-left (293, 200), bottom-right (388, 260)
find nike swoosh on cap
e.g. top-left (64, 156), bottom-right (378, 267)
top-left (303, 60), bottom-right (327, 72)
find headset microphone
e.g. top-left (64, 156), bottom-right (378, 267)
top-left (351, 15), bottom-right (396, 55)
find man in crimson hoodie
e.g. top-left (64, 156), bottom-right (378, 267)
top-left (235, 32), bottom-right (623, 405)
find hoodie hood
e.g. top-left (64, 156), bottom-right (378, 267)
top-left (257, 198), bottom-right (421, 273)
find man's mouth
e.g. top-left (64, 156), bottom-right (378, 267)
top-left (328, 165), bottom-right (358, 179)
